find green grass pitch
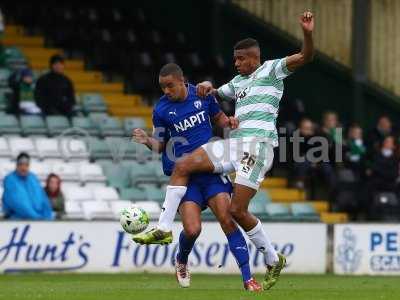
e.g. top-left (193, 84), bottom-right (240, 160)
top-left (0, 273), bottom-right (399, 300)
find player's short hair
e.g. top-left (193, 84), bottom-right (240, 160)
top-left (234, 38), bottom-right (259, 50)
top-left (49, 54), bottom-right (64, 67)
top-left (159, 63), bottom-right (184, 78)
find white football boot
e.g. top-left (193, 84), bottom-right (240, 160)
top-left (175, 260), bottom-right (191, 288)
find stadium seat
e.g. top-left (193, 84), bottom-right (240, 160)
top-left (59, 137), bottom-right (90, 161)
top-left (63, 186), bottom-right (93, 202)
top-left (0, 137), bottom-right (11, 158)
top-left (93, 186), bottom-right (119, 202)
top-left (46, 115), bottom-right (71, 136)
top-left (52, 162), bottom-right (80, 182)
top-left (0, 68), bottom-right (11, 87)
top-left (81, 93), bottom-right (108, 113)
top-left (72, 116), bottom-right (100, 136)
top-left (135, 143), bottom-right (154, 162)
top-left (98, 116), bottom-right (125, 137)
top-left (130, 162), bottom-right (158, 186)
top-left (110, 200), bottom-right (131, 219)
top-left (265, 203), bottom-right (291, 221)
top-left (248, 191), bottom-right (271, 214)
top-left (8, 137), bottom-right (38, 158)
top-left (0, 115), bottom-right (21, 135)
top-left (0, 160), bottom-right (15, 181)
top-left (143, 186), bottom-right (165, 203)
top-left (88, 138), bottom-right (112, 160)
top-left (124, 117), bottom-right (146, 135)
top-left (101, 162), bottom-right (131, 189)
top-left (81, 200), bottom-right (113, 220)
top-left (20, 115), bottom-right (48, 136)
top-left (133, 201), bottom-right (161, 218)
top-left (30, 161), bottom-right (52, 181)
top-left (78, 163), bottom-right (106, 184)
top-left (88, 112), bottom-right (109, 126)
top-left (119, 187), bottom-right (147, 201)
top-left (35, 138), bottom-right (62, 160)
top-left (291, 203), bottom-right (320, 221)
top-left (64, 201), bottom-right (84, 219)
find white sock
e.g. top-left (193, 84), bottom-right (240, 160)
top-left (246, 219), bottom-right (279, 266)
top-left (158, 185), bottom-right (187, 231)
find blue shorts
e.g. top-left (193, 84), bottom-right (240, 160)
top-left (180, 173), bottom-right (233, 210)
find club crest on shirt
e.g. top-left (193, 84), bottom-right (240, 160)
top-left (194, 100), bottom-right (202, 109)
top-left (168, 109), bottom-right (177, 116)
top-left (236, 87), bottom-right (250, 100)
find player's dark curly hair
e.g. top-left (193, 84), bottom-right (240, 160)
top-left (159, 63), bottom-right (183, 78)
top-left (234, 38), bottom-right (259, 50)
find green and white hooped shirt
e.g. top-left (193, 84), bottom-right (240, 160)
top-left (217, 58), bottom-right (292, 147)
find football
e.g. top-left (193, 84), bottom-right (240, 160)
top-left (120, 205), bottom-right (150, 234)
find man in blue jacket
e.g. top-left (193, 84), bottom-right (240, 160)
top-left (2, 152), bottom-right (54, 220)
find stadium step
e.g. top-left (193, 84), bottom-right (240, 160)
top-left (320, 212), bottom-right (349, 224)
top-left (310, 201), bottom-right (330, 213)
top-left (21, 47), bottom-right (63, 60)
top-left (66, 71), bottom-right (103, 84)
top-left (4, 25), bottom-right (23, 35)
top-left (31, 59), bottom-right (84, 70)
top-left (75, 83), bottom-right (123, 93)
top-left (103, 94), bottom-right (142, 107)
top-left (260, 178), bottom-right (288, 188)
top-left (2, 36), bottom-right (44, 47)
top-left (266, 188), bottom-right (305, 202)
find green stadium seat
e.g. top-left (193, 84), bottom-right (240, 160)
top-left (265, 203), bottom-right (291, 221)
top-left (20, 115), bottom-right (47, 136)
top-left (120, 187), bottom-right (147, 201)
top-left (0, 115), bottom-right (21, 135)
top-left (101, 162), bottom-right (131, 189)
top-left (0, 92), bottom-right (8, 110)
top-left (130, 162), bottom-right (158, 186)
top-left (4, 47), bottom-right (26, 65)
top-left (72, 116), bottom-right (100, 136)
top-left (88, 138), bottom-right (112, 160)
top-left (135, 143), bottom-right (154, 162)
top-left (81, 93), bottom-right (108, 113)
top-left (0, 68), bottom-right (11, 87)
top-left (88, 112), bottom-right (109, 126)
top-left (46, 115), bottom-right (71, 136)
top-left (291, 203), bottom-right (320, 221)
top-left (98, 117), bottom-right (125, 137)
top-left (124, 117), bottom-right (146, 135)
top-left (143, 185), bottom-right (165, 203)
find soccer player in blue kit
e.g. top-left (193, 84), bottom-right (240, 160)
top-left (132, 63), bottom-right (262, 291)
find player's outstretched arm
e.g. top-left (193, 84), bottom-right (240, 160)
top-left (196, 81), bottom-right (218, 98)
top-left (286, 11), bottom-right (314, 72)
top-left (132, 128), bottom-right (165, 153)
top-left (213, 112), bottom-right (239, 129)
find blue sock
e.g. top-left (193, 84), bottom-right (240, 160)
top-left (176, 231), bottom-right (196, 264)
top-left (227, 228), bottom-right (252, 282)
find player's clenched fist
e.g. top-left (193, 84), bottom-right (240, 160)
top-left (229, 116), bottom-right (239, 129)
top-left (196, 81), bottom-right (215, 97)
top-left (300, 11), bottom-right (314, 33)
top-left (132, 128), bottom-right (149, 144)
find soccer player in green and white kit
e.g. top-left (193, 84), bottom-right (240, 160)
top-left (134, 11), bottom-right (314, 290)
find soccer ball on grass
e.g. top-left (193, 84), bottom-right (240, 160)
top-left (120, 205), bottom-right (149, 234)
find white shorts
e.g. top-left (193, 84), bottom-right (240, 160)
top-left (201, 138), bottom-right (274, 190)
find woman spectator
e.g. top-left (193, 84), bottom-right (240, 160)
top-left (45, 173), bottom-right (65, 219)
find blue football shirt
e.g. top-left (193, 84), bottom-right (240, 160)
top-left (153, 84), bottom-right (221, 175)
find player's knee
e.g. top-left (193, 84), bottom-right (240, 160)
top-left (230, 205), bottom-right (248, 223)
top-left (184, 226), bottom-right (201, 240)
top-left (219, 217), bottom-right (237, 234)
top-left (174, 159), bottom-right (190, 176)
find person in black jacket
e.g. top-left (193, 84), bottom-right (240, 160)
top-left (34, 55), bottom-right (76, 116)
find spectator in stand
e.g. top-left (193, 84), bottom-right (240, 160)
top-left (344, 124), bottom-right (366, 179)
top-left (2, 152), bottom-right (54, 220)
top-left (366, 136), bottom-right (399, 194)
top-left (8, 67), bottom-right (41, 115)
top-left (44, 173), bottom-right (65, 219)
top-left (319, 111), bottom-right (342, 162)
top-left (292, 118), bottom-right (336, 191)
top-left (34, 54), bottom-right (76, 116)
top-left (367, 115), bottom-right (395, 157)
